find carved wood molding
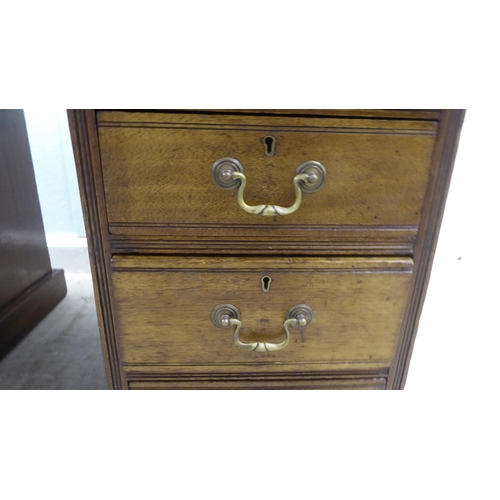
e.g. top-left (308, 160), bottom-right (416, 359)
top-left (67, 110), bottom-right (125, 389)
top-left (109, 239), bottom-right (415, 256)
top-left (126, 369), bottom-right (388, 389)
top-left (387, 110), bottom-right (466, 389)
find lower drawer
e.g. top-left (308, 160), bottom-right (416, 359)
top-left (110, 256), bottom-right (413, 372)
top-left (128, 377), bottom-right (387, 390)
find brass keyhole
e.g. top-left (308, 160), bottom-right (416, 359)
top-left (263, 136), bottom-right (276, 157)
top-left (261, 276), bottom-right (272, 292)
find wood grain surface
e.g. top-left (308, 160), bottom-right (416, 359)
top-left (128, 377), bottom-right (387, 390)
top-left (109, 109), bottom-right (442, 120)
top-left (388, 109), bottom-right (466, 389)
top-left (68, 109), bottom-right (464, 390)
top-left (98, 112), bottom-right (436, 236)
top-left (111, 256), bottom-right (413, 367)
top-left (185, 109), bottom-right (442, 120)
top-left (68, 110), bottom-right (123, 388)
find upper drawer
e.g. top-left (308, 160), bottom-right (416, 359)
top-left (97, 111), bottom-right (437, 247)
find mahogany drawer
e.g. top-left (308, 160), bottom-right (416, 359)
top-left (97, 111), bottom-right (437, 253)
top-left (110, 256), bottom-right (413, 373)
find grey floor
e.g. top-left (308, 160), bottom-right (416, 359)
top-left (0, 246), bottom-right (108, 390)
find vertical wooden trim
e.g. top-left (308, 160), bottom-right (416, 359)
top-left (68, 108), bottom-right (463, 390)
top-left (387, 109), bottom-right (466, 389)
top-left (67, 110), bottom-right (125, 389)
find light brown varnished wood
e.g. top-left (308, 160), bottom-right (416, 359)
top-left (108, 229), bottom-right (417, 256)
top-left (116, 109), bottom-right (442, 120)
top-left (123, 360), bottom-right (390, 389)
top-left (188, 109), bottom-right (442, 120)
top-left (123, 362), bottom-right (391, 376)
top-left (128, 377), bottom-right (387, 390)
top-left (97, 112), bottom-right (436, 248)
top-left (388, 109), bottom-right (466, 389)
top-left (68, 109), bottom-right (464, 390)
top-left (67, 110), bottom-right (125, 389)
top-left (110, 256), bottom-right (413, 368)
top-left (111, 255), bottom-right (413, 271)
top-left (98, 111), bottom-right (439, 130)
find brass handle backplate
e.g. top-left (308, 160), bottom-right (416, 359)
top-left (211, 158), bottom-right (326, 216)
top-left (211, 303), bottom-right (314, 352)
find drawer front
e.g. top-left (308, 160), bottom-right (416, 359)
top-left (127, 377), bottom-right (387, 390)
top-left (111, 256), bottom-right (413, 369)
top-left (98, 112), bottom-right (436, 241)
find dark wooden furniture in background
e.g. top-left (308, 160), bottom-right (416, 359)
top-left (69, 109), bottom-right (464, 389)
top-left (0, 109), bottom-right (67, 359)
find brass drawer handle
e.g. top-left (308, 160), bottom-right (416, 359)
top-left (211, 304), bottom-right (314, 352)
top-left (212, 158), bottom-right (326, 216)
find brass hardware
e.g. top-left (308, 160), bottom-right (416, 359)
top-left (261, 275), bottom-right (272, 292)
top-left (212, 158), bottom-right (326, 216)
top-left (211, 303), bottom-right (314, 352)
top-left (285, 304), bottom-right (314, 326)
top-left (211, 304), bottom-right (240, 328)
top-left (211, 158), bottom-right (244, 190)
top-left (263, 136), bottom-right (276, 157)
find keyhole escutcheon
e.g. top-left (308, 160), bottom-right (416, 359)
top-left (261, 276), bottom-right (272, 292)
top-left (263, 136), bottom-right (276, 157)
